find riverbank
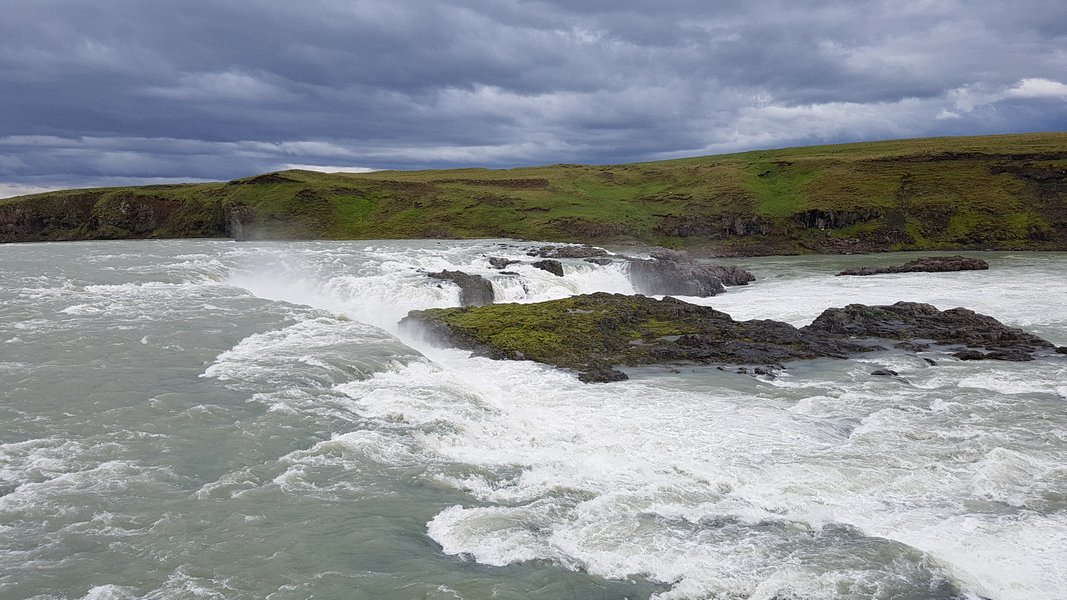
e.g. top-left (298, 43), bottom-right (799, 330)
top-left (3, 132), bottom-right (1066, 254)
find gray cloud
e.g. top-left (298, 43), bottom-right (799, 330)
top-left (1, 0), bottom-right (1065, 193)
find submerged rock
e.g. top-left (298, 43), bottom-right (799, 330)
top-left (402, 294), bottom-right (1059, 382)
top-left (837, 255), bottom-right (989, 276)
top-left (426, 270), bottom-right (495, 307)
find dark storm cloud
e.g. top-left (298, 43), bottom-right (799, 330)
top-left (1, 0), bottom-right (1066, 194)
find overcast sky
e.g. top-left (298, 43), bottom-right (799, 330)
top-left (2, 0), bottom-right (1066, 196)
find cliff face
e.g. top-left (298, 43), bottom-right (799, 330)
top-left (2, 132), bottom-right (1066, 252)
top-left (0, 189), bottom-right (225, 243)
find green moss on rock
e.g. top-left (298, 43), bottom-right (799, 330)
top-left (401, 293), bottom-right (868, 380)
top-left (402, 294), bottom-right (1060, 382)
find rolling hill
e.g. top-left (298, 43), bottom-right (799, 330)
top-left (2, 132), bottom-right (1066, 254)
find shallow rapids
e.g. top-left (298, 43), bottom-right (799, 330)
top-left (1, 239), bottom-right (1064, 600)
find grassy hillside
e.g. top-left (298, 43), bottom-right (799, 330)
top-left (2, 132), bottom-right (1066, 254)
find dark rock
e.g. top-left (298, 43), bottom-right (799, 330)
top-left (1057, 346), bottom-right (1067, 354)
top-left (628, 249), bottom-right (755, 293)
top-left (649, 247), bottom-right (692, 262)
top-left (705, 265), bottom-right (756, 286)
top-left (923, 358), bottom-right (938, 366)
top-left (837, 256), bottom-right (989, 276)
top-left (401, 293), bottom-right (874, 382)
top-left (627, 259), bottom-right (726, 296)
top-left (752, 367), bottom-right (777, 379)
top-left (402, 294), bottom-right (1057, 382)
top-left (532, 259), bottom-right (565, 277)
top-left (806, 301), bottom-right (1052, 360)
top-left (985, 349), bottom-right (1034, 361)
top-left (426, 270), bottom-right (495, 307)
top-left (488, 257), bottom-right (514, 269)
top-left (894, 341), bottom-right (931, 351)
top-left (794, 208), bottom-right (882, 230)
top-left (584, 257), bottom-right (614, 265)
top-left (578, 363), bottom-right (629, 383)
top-left (499, 271), bottom-right (519, 276)
top-left (530, 245), bottom-right (609, 259)
top-left (871, 369), bottom-right (899, 376)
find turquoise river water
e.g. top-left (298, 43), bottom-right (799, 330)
top-left (0, 240), bottom-right (1064, 600)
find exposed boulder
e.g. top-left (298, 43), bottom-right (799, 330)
top-left (578, 361), bottom-right (629, 383)
top-left (528, 244), bottom-right (609, 259)
top-left (426, 270), bottom-right (495, 307)
top-left (705, 265), bottom-right (756, 286)
top-left (532, 259), bottom-right (565, 277)
top-left (628, 259), bottom-right (726, 296)
top-left (871, 369), bottom-right (899, 376)
top-left (648, 247), bottom-right (692, 262)
top-left (805, 301), bottom-right (1053, 360)
top-left (628, 248), bottom-right (755, 293)
top-left (488, 257), bottom-right (514, 269)
top-left (837, 255), bottom-right (989, 276)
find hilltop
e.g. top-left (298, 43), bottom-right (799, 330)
top-left (2, 132), bottom-right (1065, 254)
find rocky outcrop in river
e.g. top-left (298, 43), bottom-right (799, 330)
top-left (426, 271), bottom-right (495, 306)
top-left (836, 255), bottom-right (989, 276)
top-left (806, 301), bottom-right (1052, 360)
top-left (403, 293), bottom-right (867, 382)
top-left (626, 248), bottom-right (755, 297)
top-left (528, 244), bottom-right (610, 259)
top-left (402, 293), bottom-right (1059, 382)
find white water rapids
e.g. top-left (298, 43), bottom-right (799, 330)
top-left (0, 239), bottom-right (1064, 600)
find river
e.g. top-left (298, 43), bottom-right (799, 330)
top-left (1, 239), bottom-right (1064, 600)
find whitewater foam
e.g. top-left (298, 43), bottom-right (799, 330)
top-left (3, 241), bottom-right (1065, 600)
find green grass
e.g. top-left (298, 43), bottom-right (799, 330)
top-left (744, 161), bottom-right (822, 216)
top-left (3, 132), bottom-right (1066, 253)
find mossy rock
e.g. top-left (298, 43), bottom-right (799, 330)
top-left (401, 293), bottom-right (870, 381)
top-left (402, 294), bottom-right (1059, 382)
